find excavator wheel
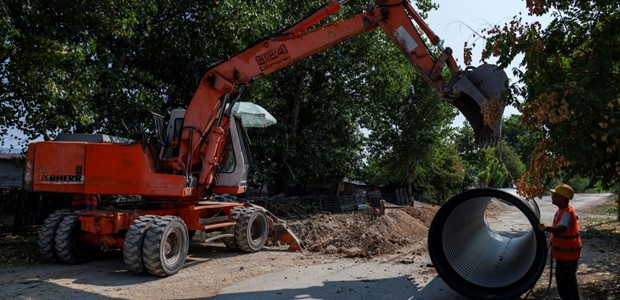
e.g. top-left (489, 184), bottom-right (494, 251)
top-left (123, 216), bottom-right (156, 274)
top-left (141, 216), bottom-right (189, 277)
top-left (234, 207), bottom-right (269, 253)
top-left (38, 209), bottom-right (70, 262)
top-left (54, 214), bottom-right (100, 264)
top-left (222, 206), bottom-right (244, 250)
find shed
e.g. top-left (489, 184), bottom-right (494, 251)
top-left (0, 153), bottom-right (23, 188)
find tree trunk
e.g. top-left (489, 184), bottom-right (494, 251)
top-left (273, 70), bottom-right (307, 194)
top-left (404, 158), bottom-right (415, 207)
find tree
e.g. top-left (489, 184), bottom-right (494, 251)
top-left (417, 141), bottom-right (465, 204)
top-left (453, 123), bottom-right (525, 189)
top-left (247, 0), bottom-right (442, 195)
top-left (1, 0), bottom-right (460, 199)
top-left (243, 0), bottom-right (375, 194)
top-left (483, 0), bottom-right (620, 197)
top-left (1, 0), bottom-right (365, 194)
top-left (361, 40), bottom-right (458, 201)
top-left (0, 0), bottom-right (285, 145)
top-left (501, 114), bottom-right (534, 164)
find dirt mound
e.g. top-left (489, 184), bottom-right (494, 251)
top-left (287, 206), bottom-right (438, 257)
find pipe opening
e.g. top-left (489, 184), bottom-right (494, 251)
top-left (485, 198), bottom-right (533, 237)
top-left (429, 188), bottom-right (547, 299)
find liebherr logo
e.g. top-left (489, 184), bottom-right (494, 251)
top-left (43, 175), bottom-right (84, 183)
top-left (255, 44), bottom-right (290, 71)
top-left (38, 166), bottom-right (84, 184)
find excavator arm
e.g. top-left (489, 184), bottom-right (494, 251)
top-left (170, 0), bottom-right (508, 194)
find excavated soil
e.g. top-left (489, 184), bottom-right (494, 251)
top-left (287, 206), bottom-right (437, 257)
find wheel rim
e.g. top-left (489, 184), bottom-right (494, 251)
top-left (250, 216), bottom-right (266, 245)
top-left (142, 217), bottom-right (189, 276)
top-left (235, 208), bottom-right (268, 252)
top-left (164, 229), bottom-right (182, 264)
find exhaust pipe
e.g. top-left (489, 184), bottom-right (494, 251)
top-left (428, 188), bottom-right (547, 299)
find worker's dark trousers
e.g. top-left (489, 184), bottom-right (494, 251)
top-left (555, 259), bottom-right (581, 300)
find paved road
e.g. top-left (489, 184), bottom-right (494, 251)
top-left (213, 193), bottom-right (610, 300)
top-left (212, 259), bottom-right (466, 300)
top-left (537, 193), bottom-right (610, 223)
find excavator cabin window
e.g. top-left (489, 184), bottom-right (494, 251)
top-left (220, 137), bottom-right (236, 173)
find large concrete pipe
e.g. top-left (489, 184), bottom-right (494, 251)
top-left (428, 188), bottom-right (547, 299)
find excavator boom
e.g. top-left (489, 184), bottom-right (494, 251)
top-left (24, 0), bottom-right (508, 200)
top-left (175, 0), bottom-right (508, 194)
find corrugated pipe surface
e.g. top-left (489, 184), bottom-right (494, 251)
top-left (428, 188), bottom-right (547, 299)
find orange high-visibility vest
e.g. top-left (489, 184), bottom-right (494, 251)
top-left (551, 205), bottom-right (582, 260)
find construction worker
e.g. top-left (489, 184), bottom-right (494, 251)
top-left (538, 183), bottom-right (582, 300)
top-left (370, 208), bottom-right (380, 221)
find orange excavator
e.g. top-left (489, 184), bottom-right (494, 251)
top-left (24, 0), bottom-right (507, 277)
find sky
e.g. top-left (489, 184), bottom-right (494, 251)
top-left (1, 0), bottom-right (551, 151)
top-left (425, 0), bottom-right (551, 127)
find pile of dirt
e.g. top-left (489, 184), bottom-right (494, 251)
top-left (287, 205), bottom-right (438, 257)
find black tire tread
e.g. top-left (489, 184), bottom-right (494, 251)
top-left (141, 216), bottom-right (189, 277)
top-left (38, 210), bottom-right (69, 262)
top-left (234, 207), bottom-right (268, 253)
top-left (222, 206), bottom-right (244, 249)
top-left (54, 214), bottom-right (91, 264)
top-left (123, 216), bottom-right (155, 274)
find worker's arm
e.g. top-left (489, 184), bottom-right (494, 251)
top-left (538, 223), bottom-right (568, 234)
top-left (539, 210), bottom-right (572, 234)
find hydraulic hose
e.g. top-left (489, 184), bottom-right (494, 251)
top-left (428, 188), bottom-right (548, 299)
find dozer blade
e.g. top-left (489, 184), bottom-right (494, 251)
top-left (248, 204), bottom-right (304, 251)
top-left (444, 64), bottom-right (508, 146)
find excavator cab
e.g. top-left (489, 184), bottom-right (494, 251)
top-left (444, 64), bottom-right (508, 146)
top-left (159, 108), bottom-right (252, 195)
top-left (213, 116), bottom-right (252, 194)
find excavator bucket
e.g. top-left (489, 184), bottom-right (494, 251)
top-left (445, 64), bottom-right (509, 146)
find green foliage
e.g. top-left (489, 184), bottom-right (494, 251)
top-left (571, 177), bottom-right (593, 193)
top-left (1, 0), bottom-right (479, 200)
top-left (453, 125), bottom-right (525, 188)
top-left (415, 142), bottom-right (465, 204)
top-left (501, 114), bottom-right (534, 164)
top-left (0, 0), bottom-right (285, 145)
top-left (245, 0), bottom-right (371, 193)
top-left (483, 0), bottom-right (620, 192)
top-left (360, 37), bottom-right (460, 201)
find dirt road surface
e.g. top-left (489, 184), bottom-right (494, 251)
top-left (0, 192), bottom-right (617, 299)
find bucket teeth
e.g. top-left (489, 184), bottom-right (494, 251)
top-left (444, 64), bottom-right (508, 146)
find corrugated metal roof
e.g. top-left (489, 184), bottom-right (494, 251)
top-left (0, 152), bottom-right (24, 160)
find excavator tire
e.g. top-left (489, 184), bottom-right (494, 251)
top-left (38, 209), bottom-right (70, 262)
top-left (141, 216), bottom-right (189, 277)
top-left (222, 206), bottom-right (244, 250)
top-left (123, 216), bottom-right (156, 274)
top-left (54, 214), bottom-right (99, 264)
top-left (234, 207), bottom-right (269, 253)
